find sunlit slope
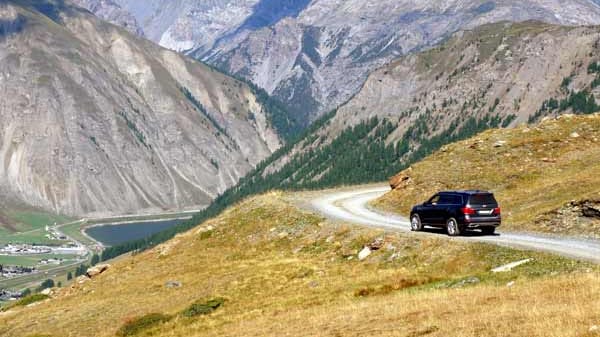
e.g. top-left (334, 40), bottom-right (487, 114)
top-left (375, 113), bottom-right (600, 237)
top-left (1, 192), bottom-right (598, 337)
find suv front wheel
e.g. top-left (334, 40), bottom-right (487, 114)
top-left (410, 214), bottom-right (423, 232)
top-left (446, 217), bottom-right (462, 236)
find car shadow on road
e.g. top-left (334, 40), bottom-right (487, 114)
top-left (421, 227), bottom-right (500, 237)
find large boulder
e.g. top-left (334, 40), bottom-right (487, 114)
top-left (389, 167), bottom-right (412, 190)
top-left (86, 264), bottom-right (110, 278)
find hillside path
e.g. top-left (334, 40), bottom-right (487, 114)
top-left (308, 185), bottom-right (600, 263)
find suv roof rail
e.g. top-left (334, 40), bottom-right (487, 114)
top-left (440, 190), bottom-right (492, 194)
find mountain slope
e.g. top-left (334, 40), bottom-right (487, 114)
top-left (221, 21), bottom-right (600, 196)
top-left (1, 192), bottom-right (596, 337)
top-left (0, 1), bottom-right (281, 217)
top-left (99, 0), bottom-right (600, 123)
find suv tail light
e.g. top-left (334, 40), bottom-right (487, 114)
top-left (493, 207), bottom-right (501, 215)
top-left (461, 207), bottom-right (476, 215)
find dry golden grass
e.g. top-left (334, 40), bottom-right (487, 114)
top-left (0, 192), bottom-right (597, 337)
top-left (374, 114), bottom-right (600, 237)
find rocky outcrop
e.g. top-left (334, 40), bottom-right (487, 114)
top-left (390, 169), bottom-right (412, 190)
top-left (0, 1), bottom-right (281, 216)
top-left (86, 264), bottom-right (110, 278)
top-left (536, 199), bottom-right (600, 237)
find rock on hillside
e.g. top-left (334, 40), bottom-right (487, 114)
top-left (106, 0), bottom-right (600, 122)
top-left (0, 1), bottom-right (281, 216)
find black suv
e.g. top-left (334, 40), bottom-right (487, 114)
top-left (410, 191), bottom-right (501, 236)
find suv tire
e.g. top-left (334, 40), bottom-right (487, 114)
top-left (410, 214), bottom-right (423, 232)
top-left (481, 227), bottom-right (496, 235)
top-left (446, 217), bottom-right (462, 236)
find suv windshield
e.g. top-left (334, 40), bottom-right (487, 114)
top-left (468, 194), bottom-right (497, 206)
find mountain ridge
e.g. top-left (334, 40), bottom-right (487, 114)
top-left (80, 0), bottom-right (600, 123)
top-left (0, 0), bottom-right (282, 217)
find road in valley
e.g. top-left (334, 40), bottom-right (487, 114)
top-left (309, 185), bottom-right (600, 263)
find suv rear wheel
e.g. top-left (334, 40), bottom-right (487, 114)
top-left (410, 214), bottom-right (423, 232)
top-left (446, 217), bottom-right (462, 236)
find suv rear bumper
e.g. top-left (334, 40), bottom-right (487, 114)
top-left (463, 216), bottom-right (501, 228)
top-left (465, 222), bottom-right (501, 228)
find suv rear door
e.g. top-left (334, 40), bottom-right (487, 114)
top-left (467, 193), bottom-right (499, 218)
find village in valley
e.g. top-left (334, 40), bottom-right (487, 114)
top-left (0, 219), bottom-right (90, 303)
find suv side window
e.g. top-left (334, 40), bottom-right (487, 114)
top-left (438, 194), bottom-right (454, 205)
top-left (428, 195), bottom-right (440, 204)
top-left (452, 195), bottom-right (463, 205)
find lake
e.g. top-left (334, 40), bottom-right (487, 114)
top-left (85, 219), bottom-right (185, 246)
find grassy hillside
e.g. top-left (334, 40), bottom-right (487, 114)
top-left (1, 192), bottom-right (598, 337)
top-left (374, 113), bottom-right (600, 237)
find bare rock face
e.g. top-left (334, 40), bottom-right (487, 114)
top-left (0, 2), bottom-right (281, 216)
top-left (107, 0), bottom-right (600, 122)
top-left (70, 0), bottom-right (144, 37)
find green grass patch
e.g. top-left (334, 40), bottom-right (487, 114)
top-left (0, 210), bottom-right (73, 245)
top-left (9, 211), bottom-right (71, 230)
top-left (58, 221), bottom-right (96, 246)
top-left (116, 313), bottom-right (173, 336)
top-left (180, 298), bottom-right (225, 318)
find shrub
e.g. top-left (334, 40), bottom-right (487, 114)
top-left (116, 313), bottom-right (172, 337)
top-left (354, 287), bottom-right (376, 297)
top-left (3, 294), bottom-right (50, 311)
top-left (181, 298), bottom-right (225, 318)
top-left (36, 279), bottom-right (54, 291)
top-left (354, 277), bottom-right (436, 297)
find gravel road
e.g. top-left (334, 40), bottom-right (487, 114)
top-left (309, 185), bottom-right (600, 263)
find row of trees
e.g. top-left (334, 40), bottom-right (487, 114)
top-left (530, 90), bottom-right (599, 123)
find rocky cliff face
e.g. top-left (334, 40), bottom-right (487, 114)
top-left (70, 0), bottom-right (143, 36)
top-left (99, 0), bottom-right (600, 123)
top-left (0, 1), bottom-right (281, 216)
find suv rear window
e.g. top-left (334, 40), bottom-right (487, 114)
top-left (468, 194), bottom-right (497, 206)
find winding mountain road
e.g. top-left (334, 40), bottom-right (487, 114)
top-left (310, 186), bottom-right (600, 263)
